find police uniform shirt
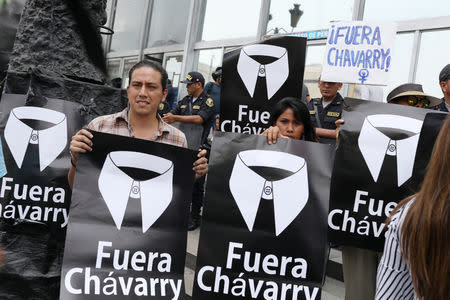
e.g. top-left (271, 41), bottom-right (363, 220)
top-left (204, 82), bottom-right (221, 115)
top-left (157, 101), bottom-right (171, 116)
top-left (307, 93), bottom-right (344, 144)
top-left (307, 93), bottom-right (344, 130)
top-left (171, 90), bottom-right (215, 143)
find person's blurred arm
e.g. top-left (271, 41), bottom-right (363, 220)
top-left (162, 113), bottom-right (203, 124)
top-left (315, 128), bottom-right (338, 139)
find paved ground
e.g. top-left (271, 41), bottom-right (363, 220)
top-left (184, 227), bottom-right (345, 299)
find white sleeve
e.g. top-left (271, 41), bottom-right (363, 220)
top-left (375, 208), bottom-right (416, 300)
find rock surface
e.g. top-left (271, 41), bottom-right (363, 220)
top-left (9, 0), bottom-right (107, 83)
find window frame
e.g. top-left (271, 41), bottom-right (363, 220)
top-left (104, 0), bottom-right (450, 101)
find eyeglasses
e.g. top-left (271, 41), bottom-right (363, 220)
top-left (407, 96), bottom-right (430, 108)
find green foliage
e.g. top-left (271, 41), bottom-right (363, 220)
top-left (0, 0), bottom-right (8, 11)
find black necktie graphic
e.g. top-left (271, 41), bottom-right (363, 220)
top-left (20, 136), bottom-right (41, 177)
top-left (121, 183), bottom-right (143, 230)
top-left (253, 199), bottom-right (276, 235)
top-left (252, 182), bottom-right (276, 235)
top-left (252, 68), bottom-right (268, 101)
top-left (377, 152), bottom-right (398, 190)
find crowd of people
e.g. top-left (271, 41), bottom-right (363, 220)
top-left (68, 59), bottom-right (450, 299)
top-left (0, 1), bottom-right (448, 298)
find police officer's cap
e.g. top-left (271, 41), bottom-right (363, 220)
top-left (181, 71), bottom-right (205, 86)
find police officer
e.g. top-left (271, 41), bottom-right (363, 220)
top-left (307, 78), bottom-right (344, 144)
top-left (163, 71), bottom-right (215, 145)
top-left (163, 71), bottom-right (215, 230)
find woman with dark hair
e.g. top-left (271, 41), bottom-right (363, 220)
top-left (261, 97), bottom-right (317, 143)
top-left (375, 116), bottom-right (450, 300)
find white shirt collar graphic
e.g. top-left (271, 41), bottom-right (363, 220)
top-left (237, 44), bottom-right (289, 100)
top-left (229, 150), bottom-right (309, 236)
top-left (358, 114), bottom-right (423, 187)
top-left (4, 106), bottom-right (67, 171)
top-left (98, 151), bottom-right (173, 233)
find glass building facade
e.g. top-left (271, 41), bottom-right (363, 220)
top-left (103, 0), bottom-right (450, 101)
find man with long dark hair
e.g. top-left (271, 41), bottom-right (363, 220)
top-left (69, 61), bottom-right (209, 187)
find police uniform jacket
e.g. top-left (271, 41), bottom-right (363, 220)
top-left (307, 93), bottom-right (344, 144)
top-left (171, 90), bottom-right (215, 144)
top-left (157, 101), bottom-right (171, 116)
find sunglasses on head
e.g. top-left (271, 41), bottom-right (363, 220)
top-left (407, 95), bottom-right (430, 108)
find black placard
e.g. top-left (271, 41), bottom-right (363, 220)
top-left (219, 36), bottom-right (306, 134)
top-left (0, 93), bottom-right (82, 299)
top-left (60, 131), bottom-right (196, 299)
top-left (0, 69), bottom-right (134, 299)
top-left (193, 132), bottom-right (334, 300)
top-left (328, 98), bottom-right (448, 251)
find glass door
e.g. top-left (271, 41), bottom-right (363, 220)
top-left (163, 52), bottom-right (184, 100)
